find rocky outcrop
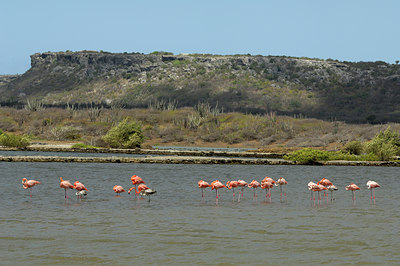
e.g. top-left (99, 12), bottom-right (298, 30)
top-left (0, 75), bottom-right (20, 87)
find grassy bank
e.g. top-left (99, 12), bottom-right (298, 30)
top-left (0, 106), bottom-right (399, 155)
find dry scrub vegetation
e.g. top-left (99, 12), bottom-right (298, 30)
top-left (0, 105), bottom-right (399, 151)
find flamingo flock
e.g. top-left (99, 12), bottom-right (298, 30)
top-left (197, 177), bottom-right (381, 205)
top-left (20, 175), bottom-right (381, 205)
top-left (198, 176), bottom-right (287, 203)
top-left (20, 174), bottom-right (156, 202)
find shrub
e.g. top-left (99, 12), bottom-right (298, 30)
top-left (284, 148), bottom-right (331, 163)
top-left (72, 143), bottom-right (100, 149)
top-left (102, 118), bottom-right (144, 148)
top-left (0, 133), bottom-right (30, 148)
top-left (364, 126), bottom-right (400, 160)
top-left (342, 140), bottom-right (363, 155)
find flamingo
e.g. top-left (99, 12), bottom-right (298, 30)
top-left (326, 185), bottom-right (338, 201)
top-left (129, 184), bottom-right (156, 202)
top-left (314, 182), bottom-right (327, 204)
top-left (261, 181), bottom-right (274, 202)
top-left (345, 183), bottom-right (360, 201)
top-left (248, 180), bottom-right (261, 198)
top-left (275, 177), bottom-right (288, 202)
top-left (366, 180), bottom-right (380, 201)
top-left (21, 178), bottom-right (41, 197)
top-left (60, 177), bottom-right (74, 199)
top-left (262, 176), bottom-right (275, 185)
top-left (128, 183), bottom-right (149, 194)
top-left (308, 181), bottom-right (318, 201)
top-left (74, 181), bottom-right (89, 200)
top-left (211, 180), bottom-right (226, 204)
top-left (226, 180), bottom-right (239, 201)
top-left (198, 180), bottom-right (211, 198)
top-left (131, 175), bottom-right (145, 194)
top-left (319, 178), bottom-right (333, 199)
top-left (113, 185), bottom-right (126, 196)
top-left (237, 179), bottom-right (248, 202)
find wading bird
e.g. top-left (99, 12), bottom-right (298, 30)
top-left (275, 177), bottom-right (288, 202)
top-left (211, 180), bottom-right (226, 203)
top-left (237, 179), bottom-right (248, 201)
top-left (198, 180), bottom-right (211, 198)
top-left (308, 181), bottom-right (318, 201)
top-left (74, 181), bottom-right (89, 199)
top-left (21, 178), bottom-right (41, 197)
top-left (128, 183), bottom-right (150, 195)
top-left (326, 184), bottom-right (338, 201)
top-left (248, 180), bottom-right (261, 198)
top-left (113, 185), bottom-right (126, 196)
top-left (319, 177), bottom-right (333, 199)
top-left (366, 180), bottom-right (380, 201)
top-left (226, 180), bottom-right (239, 201)
top-left (345, 183), bottom-right (360, 201)
top-left (261, 181), bottom-right (274, 202)
top-left (60, 177), bottom-right (74, 199)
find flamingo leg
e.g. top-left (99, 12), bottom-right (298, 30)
top-left (30, 188), bottom-right (32, 198)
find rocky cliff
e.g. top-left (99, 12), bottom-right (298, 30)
top-left (1, 51), bottom-right (399, 123)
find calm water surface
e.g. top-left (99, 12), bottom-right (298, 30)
top-left (1, 161), bottom-right (399, 265)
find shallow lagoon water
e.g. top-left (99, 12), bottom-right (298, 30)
top-left (1, 162), bottom-right (399, 264)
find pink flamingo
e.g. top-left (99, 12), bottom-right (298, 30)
top-left (211, 180), bottom-right (226, 204)
top-left (22, 178), bottom-right (41, 197)
top-left (314, 182), bottom-right (327, 204)
top-left (226, 180), bottom-right (239, 201)
top-left (128, 183), bottom-right (149, 194)
top-left (262, 176), bottom-right (275, 185)
top-left (237, 179), bottom-right (248, 202)
top-left (248, 180), bottom-right (261, 198)
top-left (319, 178), bottom-right (333, 199)
top-left (60, 177), bottom-right (74, 199)
top-left (198, 180), bottom-right (211, 198)
top-left (345, 183), bottom-right (360, 201)
top-left (128, 184), bottom-right (156, 201)
top-left (261, 181), bottom-right (274, 202)
top-left (366, 180), bottom-right (380, 202)
top-left (74, 181), bottom-right (89, 200)
top-left (275, 177), bottom-right (288, 202)
top-left (308, 181), bottom-right (318, 201)
top-left (113, 185), bottom-right (126, 196)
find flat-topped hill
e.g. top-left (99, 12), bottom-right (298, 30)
top-left (1, 51), bottom-right (399, 123)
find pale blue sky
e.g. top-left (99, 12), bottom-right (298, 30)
top-left (1, 0), bottom-right (399, 74)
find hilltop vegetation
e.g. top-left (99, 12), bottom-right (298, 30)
top-left (0, 51), bottom-right (399, 123)
top-left (1, 105), bottom-right (399, 155)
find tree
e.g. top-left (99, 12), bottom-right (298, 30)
top-left (364, 126), bottom-right (400, 160)
top-left (102, 118), bottom-right (144, 148)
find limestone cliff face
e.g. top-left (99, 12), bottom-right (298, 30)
top-left (1, 51), bottom-right (400, 123)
